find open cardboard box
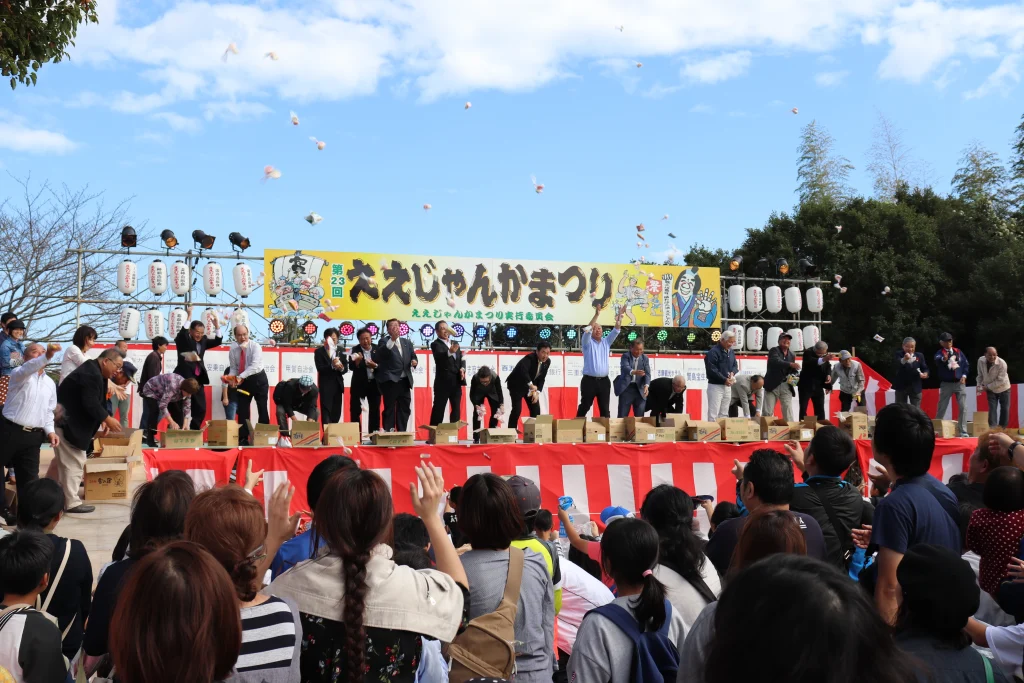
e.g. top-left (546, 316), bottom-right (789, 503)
top-left (584, 420), bottom-right (608, 443)
top-left (595, 417), bottom-right (627, 442)
top-left (84, 457), bottom-right (131, 500)
top-left (759, 417), bottom-right (790, 441)
top-left (325, 422), bottom-right (362, 447)
top-left (932, 419), bottom-right (958, 438)
top-left (289, 421), bottom-right (322, 447)
top-left (251, 423), bottom-right (281, 447)
top-left (206, 420), bottom-right (241, 447)
top-left (480, 428), bottom-right (517, 444)
top-left (523, 416), bottom-right (552, 444)
top-left (660, 415), bottom-right (689, 441)
top-left (370, 432), bottom-right (415, 446)
top-left (419, 421), bottom-right (467, 445)
top-left (553, 418), bottom-right (586, 443)
top-left (686, 421), bottom-right (722, 442)
top-left (160, 429), bottom-right (204, 448)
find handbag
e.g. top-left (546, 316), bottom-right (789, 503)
top-left (0, 375), bottom-right (9, 405)
top-left (36, 538), bottom-right (75, 641)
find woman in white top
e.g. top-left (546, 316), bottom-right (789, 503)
top-left (59, 325), bottom-right (96, 384)
top-left (640, 485), bottom-right (722, 632)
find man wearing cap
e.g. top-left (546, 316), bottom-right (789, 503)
top-left (730, 374), bottom-right (764, 418)
top-left (646, 375), bottom-right (686, 425)
top-left (892, 337), bottom-right (928, 407)
top-left (273, 375), bottom-right (319, 436)
top-left (141, 372), bottom-right (200, 432)
top-left (576, 306), bottom-right (624, 418)
top-left (106, 359), bottom-right (137, 418)
top-left (705, 330), bottom-right (738, 421)
top-left (226, 325), bottom-right (270, 446)
top-left (614, 338), bottom-right (651, 418)
top-left (0, 342), bottom-right (61, 525)
top-left (506, 475), bottom-right (563, 614)
top-left (834, 351), bottom-right (865, 412)
top-left (935, 332), bottom-right (970, 438)
top-left (763, 332), bottom-right (799, 420)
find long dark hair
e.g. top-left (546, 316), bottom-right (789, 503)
top-left (600, 518), bottom-right (666, 632)
top-left (640, 485), bottom-right (706, 581)
top-left (313, 469), bottom-right (393, 683)
top-left (128, 470), bottom-right (196, 560)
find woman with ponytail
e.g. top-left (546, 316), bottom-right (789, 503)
top-left (268, 463), bottom-right (469, 682)
top-left (640, 484), bottom-right (721, 631)
top-left (185, 485), bottom-right (302, 683)
top-left (567, 518), bottom-right (687, 682)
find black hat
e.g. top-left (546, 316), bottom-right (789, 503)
top-left (6, 320), bottom-right (25, 331)
top-left (778, 332), bottom-right (793, 340)
top-left (939, 332), bottom-right (953, 342)
top-left (120, 360), bottom-right (138, 384)
top-left (897, 544), bottom-right (978, 632)
top-left (505, 475), bottom-right (541, 515)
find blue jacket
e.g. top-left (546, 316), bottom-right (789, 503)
top-left (892, 350), bottom-right (927, 393)
top-left (0, 337), bottom-right (25, 376)
top-left (934, 347), bottom-right (969, 383)
top-left (269, 529), bottom-right (326, 580)
top-left (705, 343), bottom-right (737, 385)
top-left (614, 351), bottom-right (651, 396)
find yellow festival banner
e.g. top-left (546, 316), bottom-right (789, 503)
top-left (264, 250), bottom-right (721, 328)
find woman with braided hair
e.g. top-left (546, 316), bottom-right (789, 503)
top-left (268, 463), bottom-right (469, 682)
top-left (639, 484), bottom-right (722, 633)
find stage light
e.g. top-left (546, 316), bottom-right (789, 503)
top-left (192, 230), bottom-right (216, 250)
top-left (776, 258), bottom-right (789, 276)
top-left (302, 321), bottom-right (318, 337)
top-left (729, 254), bottom-right (743, 271)
top-left (338, 322), bottom-right (355, 337)
top-left (711, 330), bottom-right (722, 342)
top-left (451, 323), bottom-right (465, 338)
top-left (686, 332), bottom-right (696, 343)
top-left (398, 322), bottom-right (410, 336)
top-left (797, 257), bottom-right (816, 276)
top-left (420, 324), bottom-right (435, 338)
top-left (626, 331), bottom-right (637, 342)
top-left (229, 232), bottom-right (251, 252)
top-left (539, 327), bottom-right (552, 340)
top-left (366, 323), bottom-right (379, 336)
top-left (565, 328), bottom-right (578, 340)
top-left (160, 230), bottom-right (178, 249)
top-left (602, 330), bottom-right (610, 338)
top-left (473, 324), bottom-right (488, 340)
top-left (269, 319), bottom-right (286, 334)
top-left (120, 225), bottom-right (137, 249)
top-left (506, 326), bottom-right (519, 340)
top-left (755, 257), bottom-right (770, 275)
top-left (658, 330), bottom-right (670, 342)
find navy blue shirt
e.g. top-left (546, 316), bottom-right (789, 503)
top-left (269, 529), bottom-right (327, 580)
top-left (705, 343), bottom-right (738, 385)
top-left (934, 347), bottom-right (970, 383)
top-left (892, 351), bottom-right (928, 393)
top-left (870, 474), bottom-right (960, 555)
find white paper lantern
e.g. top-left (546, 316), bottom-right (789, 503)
top-left (765, 286), bottom-right (783, 314)
top-left (727, 285), bottom-right (745, 313)
top-left (118, 307), bottom-right (140, 340)
top-left (170, 261), bottom-right (190, 296)
top-left (802, 325), bottom-right (821, 350)
top-left (144, 309), bottom-right (165, 340)
top-left (746, 326), bottom-right (764, 351)
top-left (767, 326), bottom-right (783, 349)
top-left (202, 308), bottom-right (220, 334)
top-left (169, 308), bottom-right (189, 333)
top-left (805, 287), bottom-right (824, 313)
top-left (229, 308), bottom-right (249, 331)
top-left (116, 260), bottom-right (137, 296)
top-left (148, 260), bottom-right (167, 295)
top-left (784, 286), bottom-right (803, 313)
top-left (233, 263), bottom-right (256, 298)
top-left (746, 286), bottom-right (763, 313)
top-left (727, 324), bottom-right (744, 350)
top-left (787, 328), bottom-right (804, 351)
top-left (202, 262), bottom-right (223, 297)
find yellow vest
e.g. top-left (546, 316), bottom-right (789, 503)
top-left (511, 537), bottom-right (562, 614)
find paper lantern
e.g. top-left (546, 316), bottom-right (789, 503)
top-left (767, 326), bottom-right (783, 349)
top-left (802, 325), bottom-right (821, 350)
top-left (230, 308), bottom-right (249, 330)
top-left (233, 263), bottom-right (256, 298)
top-left (118, 307), bottom-right (140, 340)
top-left (805, 286), bottom-right (824, 313)
top-left (745, 286), bottom-right (763, 313)
top-left (784, 286), bottom-right (802, 313)
top-left (148, 260), bottom-right (167, 295)
top-left (116, 260), bottom-right (137, 296)
top-left (144, 309), bottom-right (165, 340)
top-left (170, 261), bottom-right (190, 296)
top-left (169, 308), bottom-right (189, 333)
top-left (746, 326), bottom-right (764, 351)
top-left (727, 285), bottom-right (745, 312)
top-left (765, 286), bottom-right (783, 314)
top-left (727, 324), bottom-right (744, 350)
top-left (202, 262), bottom-right (223, 297)
top-left (787, 328), bottom-right (804, 351)
top-left (202, 308), bottom-right (220, 334)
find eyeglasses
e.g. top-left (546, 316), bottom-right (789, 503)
top-left (246, 544), bottom-right (267, 563)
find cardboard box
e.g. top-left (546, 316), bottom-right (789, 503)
top-left (522, 418), bottom-right (552, 444)
top-left (837, 412), bottom-right (869, 440)
top-left (160, 430), bottom-right (204, 448)
top-left (480, 428), bottom-right (518, 444)
top-left (760, 417), bottom-right (790, 441)
top-left (206, 420), bottom-right (241, 447)
top-left (325, 423), bottom-right (362, 447)
top-left (788, 423), bottom-right (815, 441)
top-left (595, 417), bottom-right (628, 442)
top-left (719, 418), bottom-right (756, 441)
top-left (932, 420), bottom-right (958, 438)
top-left (419, 421), bottom-right (467, 445)
top-left (84, 458), bottom-right (129, 500)
top-left (370, 432), bottom-right (415, 446)
top-left (584, 420), bottom-right (608, 443)
top-left (553, 418), bottom-right (586, 444)
top-left (95, 428), bottom-right (144, 459)
top-left (685, 421), bottom-right (722, 442)
top-left (971, 415), bottom-right (989, 437)
top-left (802, 416), bottom-right (834, 432)
top-left (652, 427), bottom-right (676, 442)
top-left (624, 416), bottom-right (658, 441)
top-left (289, 421), bottom-right (322, 447)
top-left (660, 414), bottom-right (689, 441)
top-left (252, 423), bottom-right (281, 447)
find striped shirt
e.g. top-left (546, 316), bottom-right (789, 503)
top-left (235, 596), bottom-right (301, 682)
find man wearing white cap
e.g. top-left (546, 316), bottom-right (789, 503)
top-left (835, 351), bottom-right (866, 412)
top-left (273, 374), bottom-right (319, 436)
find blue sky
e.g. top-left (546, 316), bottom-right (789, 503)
top-left (2, 0), bottom-right (1023, 268)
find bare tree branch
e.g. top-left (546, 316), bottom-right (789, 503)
top-left (865, 111), bottom-right (931, 201)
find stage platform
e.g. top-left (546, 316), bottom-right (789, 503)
top-left (141, 438), bottom-right (979, 518)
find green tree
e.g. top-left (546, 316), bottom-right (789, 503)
top-left (866, 112), bottom-right (927, 201)
top-left (951, 140), bottom-right (1006, 204)
top-left (796, 120), bottom-right (854, 205)
top-left (1007, 113), bottom-right (1024, 214)
top-left (0, 0), bottom-right (98, 89)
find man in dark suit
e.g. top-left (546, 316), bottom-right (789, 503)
top-left (314, 328), bottom-right (348, 433)
top-left (349, 327), bottom-right (381, 434)
top-left (763, 332), bottom-right (799, 420)
top-left (470, 366), bottom-right (504, 443)
top-left (173, 308), bottom-right (223, 430)
top-left (646, 375), bottom-right (686, 424)
top-left (505, 341), bottom-right (551, 433)
top-left (614, 338), bottom-right (652, 417)
top-left (799, 340), bottom-right (834, 420)
top-left (373, 319), bottom-right (417, 431)
top-left (429, 321), bottom-right (466, 425)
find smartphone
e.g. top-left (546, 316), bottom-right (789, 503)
top-left (691, 495), bottom-right (715, 504)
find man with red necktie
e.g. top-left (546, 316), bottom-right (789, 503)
top-left (225, 324), bottom-right (269, 445)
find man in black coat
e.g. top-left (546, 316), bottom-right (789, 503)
top-left (429, 321), bottom-right (466, 425)
top-left (138, 335), bottom-right (167, 446)
top-left (54, 348), bottom-right (123, 514)
top-left (314, 328), bottom-right (348, 432)
top-left (763, 332), bottom-right (799, 420)
top-left (646, 375), bottom-right (686, 425)
top-left (505, 341), bottom-right (551, 434)
top-left (470, 366), bottom-right (504, 442)
top-left (798, 340), bottom-right (834, 420)
top-left (173, 308), bottom-right (223, 430)
top-left (273, 375), bottom-right (319, 435)
top-left (373, 319), bottom-right (417, 432)
top-left (349, 327), bottom-right (381, 434)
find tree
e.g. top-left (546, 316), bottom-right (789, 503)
top-left (1007, 113), bottom-right (1024, 214)
top-left (951, 140), bottom-right (1006, 205)
top-left (0, 0), bottom-right (98, 89)
top-left (796, 120), bottom-right (854, 205)
top-left (0, 175), bottom-right (145, 341)
top-left (865, 112), bottom-right (928, 201)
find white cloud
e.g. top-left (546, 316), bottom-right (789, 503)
top-left (642, 83), bottom-right (682, 98)
top-left (815, 69), bottom-right (850, 86)
top-left (0, 112), bottom-right (78, 154)
top-left (933, 59), bottom-right (962, 90)
top-left (202, 100), bottom-right (273, 122)
top-left (963, 53), bottom-right (1021, 99)
top-left (681, 51), bottom-right (752, 84)
top-left (151, 111), bottom-right (202, 132)
top-left (135, 130), bottom-right (171, 145)
top-left (689, 103), bottom-right (714, 114)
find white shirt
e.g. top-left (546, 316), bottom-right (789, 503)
top-left (556, 558), bottom-right (614, 655)
top-left (439, 336), bottom-right (456, 357)
top-left (386, 336), bottom-right (403, 358)
top-left (3, 353), bottom-right (56, 434)
top-left (653, 557), bottom-right (722, 635)
top-left (58, 345), bottom-right (87, 384)
top-left (228, 340), bottom-right (265, 379)
top-left (353, 344), bottom-right (375, 379)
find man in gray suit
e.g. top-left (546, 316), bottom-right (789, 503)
top-left (373, 318), bottom-right (418, 431)
top-left (614, 338), bottom-right (652, 418)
